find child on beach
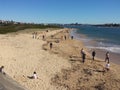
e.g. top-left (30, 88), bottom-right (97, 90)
top-left (103, 62), bottom-right (110, 73)
top-left (102, 62), bottom-right (110, 75)
top-left (33, 71), bottom-right (38, 79)
top-left (105, 52), bottom-right (110, 63)
top-left (27, 71), bottom-right (38, 79)
top-left (105, 62), bottom-right (110, 71)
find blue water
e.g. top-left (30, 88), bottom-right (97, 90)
top-left (66, 25), bottom-right (120, 54)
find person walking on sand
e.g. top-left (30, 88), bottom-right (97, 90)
top-left (81, 48), bottom-right (84, 57)
top-left (92, 50), bottom-right (96, 60)
top-left (82, 53), bottom-right (86, 63)
top-left (105, 52), bottom-right (110, 63)
top-left (50, 42), bottom-right (53, 49)
top-left (64, 35), bottom-right (66, 40)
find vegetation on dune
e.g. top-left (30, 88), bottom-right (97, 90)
top-left (0, 21), bottom-right (63, 34)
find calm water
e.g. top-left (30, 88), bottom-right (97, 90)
top-left (67, 25), bottom-right (120, 54)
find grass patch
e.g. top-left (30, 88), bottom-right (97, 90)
top-left (0, 24), bottom-right (63, 34)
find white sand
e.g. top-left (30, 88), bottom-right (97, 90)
top-left (0, 29), bottom-right (70, 90)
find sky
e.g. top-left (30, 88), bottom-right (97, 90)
top-left (0, 0), bottom-right (120, 24)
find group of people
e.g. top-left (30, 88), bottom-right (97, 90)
top-left (32, 32), bottom-right (38, 39)
top-left (33, 30), bottom-right (111, 78)
top-left (32, 31), bottom-right (47, 40)
top-left (48, 30), bottom-right (71, 50)
top-left (81, 48), bottom-right (110, 71)
top-left (0, 65), bottom-right (38, 79)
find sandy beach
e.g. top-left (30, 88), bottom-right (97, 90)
top-left (0, 29), bottom-right (71, 90)
top-left (0, 28), bottom-right (120, 90)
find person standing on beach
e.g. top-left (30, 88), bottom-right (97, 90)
top-left (92, 50), bottom-right (96, 60)
top-left (71, 36), bottom-right (74, 40)
top-left (42, 35), bottom-right (45, 40)
top-left (50, 42), bottom-right (53, 49)
top-left (32, 32), bottom-right (35, 39)
top-left (35, 32), bottom-right (37, 39)
top-left (80, 48), bottom-right (86, 63)
top-left (81, 48), bottom-right (84, 57)
top-left (105, 52), bottom-right (110, 63)
top-left (64, 35), bottom-right (66, 40)
top-left (82, 53), bottom-right (86, 63)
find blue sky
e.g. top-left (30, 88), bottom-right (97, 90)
top-left (0, 0), bottom-right (120, 24)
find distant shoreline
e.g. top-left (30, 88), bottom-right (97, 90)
top-left (70, 29), bottom-right (120, 65)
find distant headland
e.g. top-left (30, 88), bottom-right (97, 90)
top-left (64, 23), bottom-right (120, 27)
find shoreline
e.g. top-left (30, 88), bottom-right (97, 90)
top-left (48, 28), bottom-right (120, 90)
top-left (70, 29), bottom-right (120, 65)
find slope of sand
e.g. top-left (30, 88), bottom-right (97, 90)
top-left (0, 28), bottom-right (120, 90)
top-left (0, 29), bottom-right (71, 90)
top-left (43, 29), bottom-right (120, 90)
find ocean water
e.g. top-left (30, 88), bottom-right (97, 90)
top-left (68, 25), bottom-right (120, 54)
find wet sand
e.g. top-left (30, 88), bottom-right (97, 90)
top-left (70, 29), bottom-right (120, 65)
top-left (88, 48), bottom-right (120, 65)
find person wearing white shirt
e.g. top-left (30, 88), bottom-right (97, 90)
top-left (105, 62), bottom-right (110, 71)
top-left (33, 71), bottom-right (38, 79)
